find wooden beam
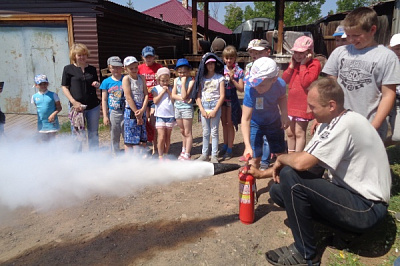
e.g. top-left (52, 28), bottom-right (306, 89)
top-left (192, 0), bottom-right (198, 54)
top-left (277, 0), bottom-right (284, 54)
top-left (204, 0), bottom-right (209, 41)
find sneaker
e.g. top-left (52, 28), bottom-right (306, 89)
top-left (223, 152), bottom-right (232, 160)
top-left (178, 152), bottom-right (185, 160)
top-left (197, 154), bottom-right (208, 161)
top-left (210, 156), bottom-right (219, 163)
top-left (181, 155), bottom-right (191, 161)
top-left (179, 153), bottom-right (191, 161)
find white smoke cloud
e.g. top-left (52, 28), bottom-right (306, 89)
top-left (0, 135), bottom-right (214, 212)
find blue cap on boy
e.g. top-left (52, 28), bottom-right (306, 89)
top-left (142, 46), bottom-right (155, 57)
top-left (175, 58), bottom-right (191, 69)
top-left (34, 74), bottom-right (49, 84)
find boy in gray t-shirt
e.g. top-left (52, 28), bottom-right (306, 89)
top-left (323, 7), bottom-right (400, 139)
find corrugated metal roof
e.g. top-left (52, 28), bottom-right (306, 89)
top-left (143, 0), bottom-right (232, 35)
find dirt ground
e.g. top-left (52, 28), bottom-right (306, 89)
top-left (0, 118), bottom-right (396, 265)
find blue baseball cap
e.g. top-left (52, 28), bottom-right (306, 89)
top-left (142, 46), bottom-right (155, 57)
top-left (175, 58), bottom-right (191, 69)
top-left (34, 74), bottom-right (48, 84)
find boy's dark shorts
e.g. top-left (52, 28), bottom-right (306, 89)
top-left (147, 100), bottom-right (155, 109)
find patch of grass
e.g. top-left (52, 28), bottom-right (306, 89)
top-left (328, 250), bottom-right (365, 266)
top-left (387, 145), bottom-right (400, 165)
top-left (59, 117), bottom-right (108, 134)
top-left (59, 120), bottom-right (72, 133)
top-left (388, 145), bottom-right (400, 212)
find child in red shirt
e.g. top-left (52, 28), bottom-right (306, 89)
top-left (138, 46), bottom-right (163, 154)
top-left (282, 36), bottom-right (321, 153)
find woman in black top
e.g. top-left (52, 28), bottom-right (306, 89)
top-left (62, 43), bottom-right (101, 150)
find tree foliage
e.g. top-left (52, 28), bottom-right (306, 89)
top-left (243, 5), bottom-right (255, 21)
top-left (224, 0), bottom-right (325, 28)
top-left (284, 0), bottom-right (326, 26)
top-left (224, 3), bottom-right (244, 30)
top-left (198, 2), bottom-right (204, 11)
top-left (336, 0), bottom-right (370, 13)
top-left (248, 2), bottom-right (275, 20)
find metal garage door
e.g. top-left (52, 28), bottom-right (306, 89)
top-left (0, 24), bottom-right (70, 115)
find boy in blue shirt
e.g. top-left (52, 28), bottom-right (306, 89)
top-left (100, 56), bottom-right (125, 154)
top-left (241, 57), bottom-right (289, 168)
top-left (31, 74), bottom-right (62, 141)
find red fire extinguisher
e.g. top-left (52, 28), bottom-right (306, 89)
top-left (239, 153), bottom-right (257, 224)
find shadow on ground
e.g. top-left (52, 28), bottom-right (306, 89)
top-left (2, 214), bottom-right (238, 265)
top-left (169, 136), bottom-right (245, 160)
top-left (314, 213), bottom-right (397, 259)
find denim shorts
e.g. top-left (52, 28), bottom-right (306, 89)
top-left (250, 123), bottom-right (286, 157)
top-left (156, 116), bottom-right (176, 129)
top-left (175, 107), bottom-right (194, 119)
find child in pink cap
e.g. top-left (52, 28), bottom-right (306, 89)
top-left (152, 67), bottom-right (176, 159)
top-left (282, 36), bottom-right (321, 153)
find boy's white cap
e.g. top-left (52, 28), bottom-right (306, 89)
top-left (390, 33), bottom-right (400, 47)
top-left (244, 57), bottom-right (279, 87)
top-left (247, 39), bottom-right (269, 51)
top-left (342, 32), bottom-right (347, 39)
top-left (124, 56), bottom-right (138, 66)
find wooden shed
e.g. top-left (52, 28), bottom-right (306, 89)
top-left (0, 0), bottom-right (189, 115)
top-left (283, 0), bottom-right (396, 58)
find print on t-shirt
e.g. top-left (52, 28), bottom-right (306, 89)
top-left (339, 59), bottom-right (377, 91)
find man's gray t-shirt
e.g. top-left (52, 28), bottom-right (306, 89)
top-left (305, 111), bottom-right (391, 203)
top-left (323, 44), bottom-right (400, 121)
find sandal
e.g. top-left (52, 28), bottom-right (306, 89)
top-left (265, 243), bottom-right (320, 266)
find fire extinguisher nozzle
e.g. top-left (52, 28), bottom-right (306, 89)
top-left (213, 163), bottom-right (241, 175)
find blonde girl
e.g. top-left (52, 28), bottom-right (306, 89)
top-left (152, 67), bottom-right (175, 159)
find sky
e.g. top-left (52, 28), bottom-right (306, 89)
top-left (110, 0), bottom-right (337, 23)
